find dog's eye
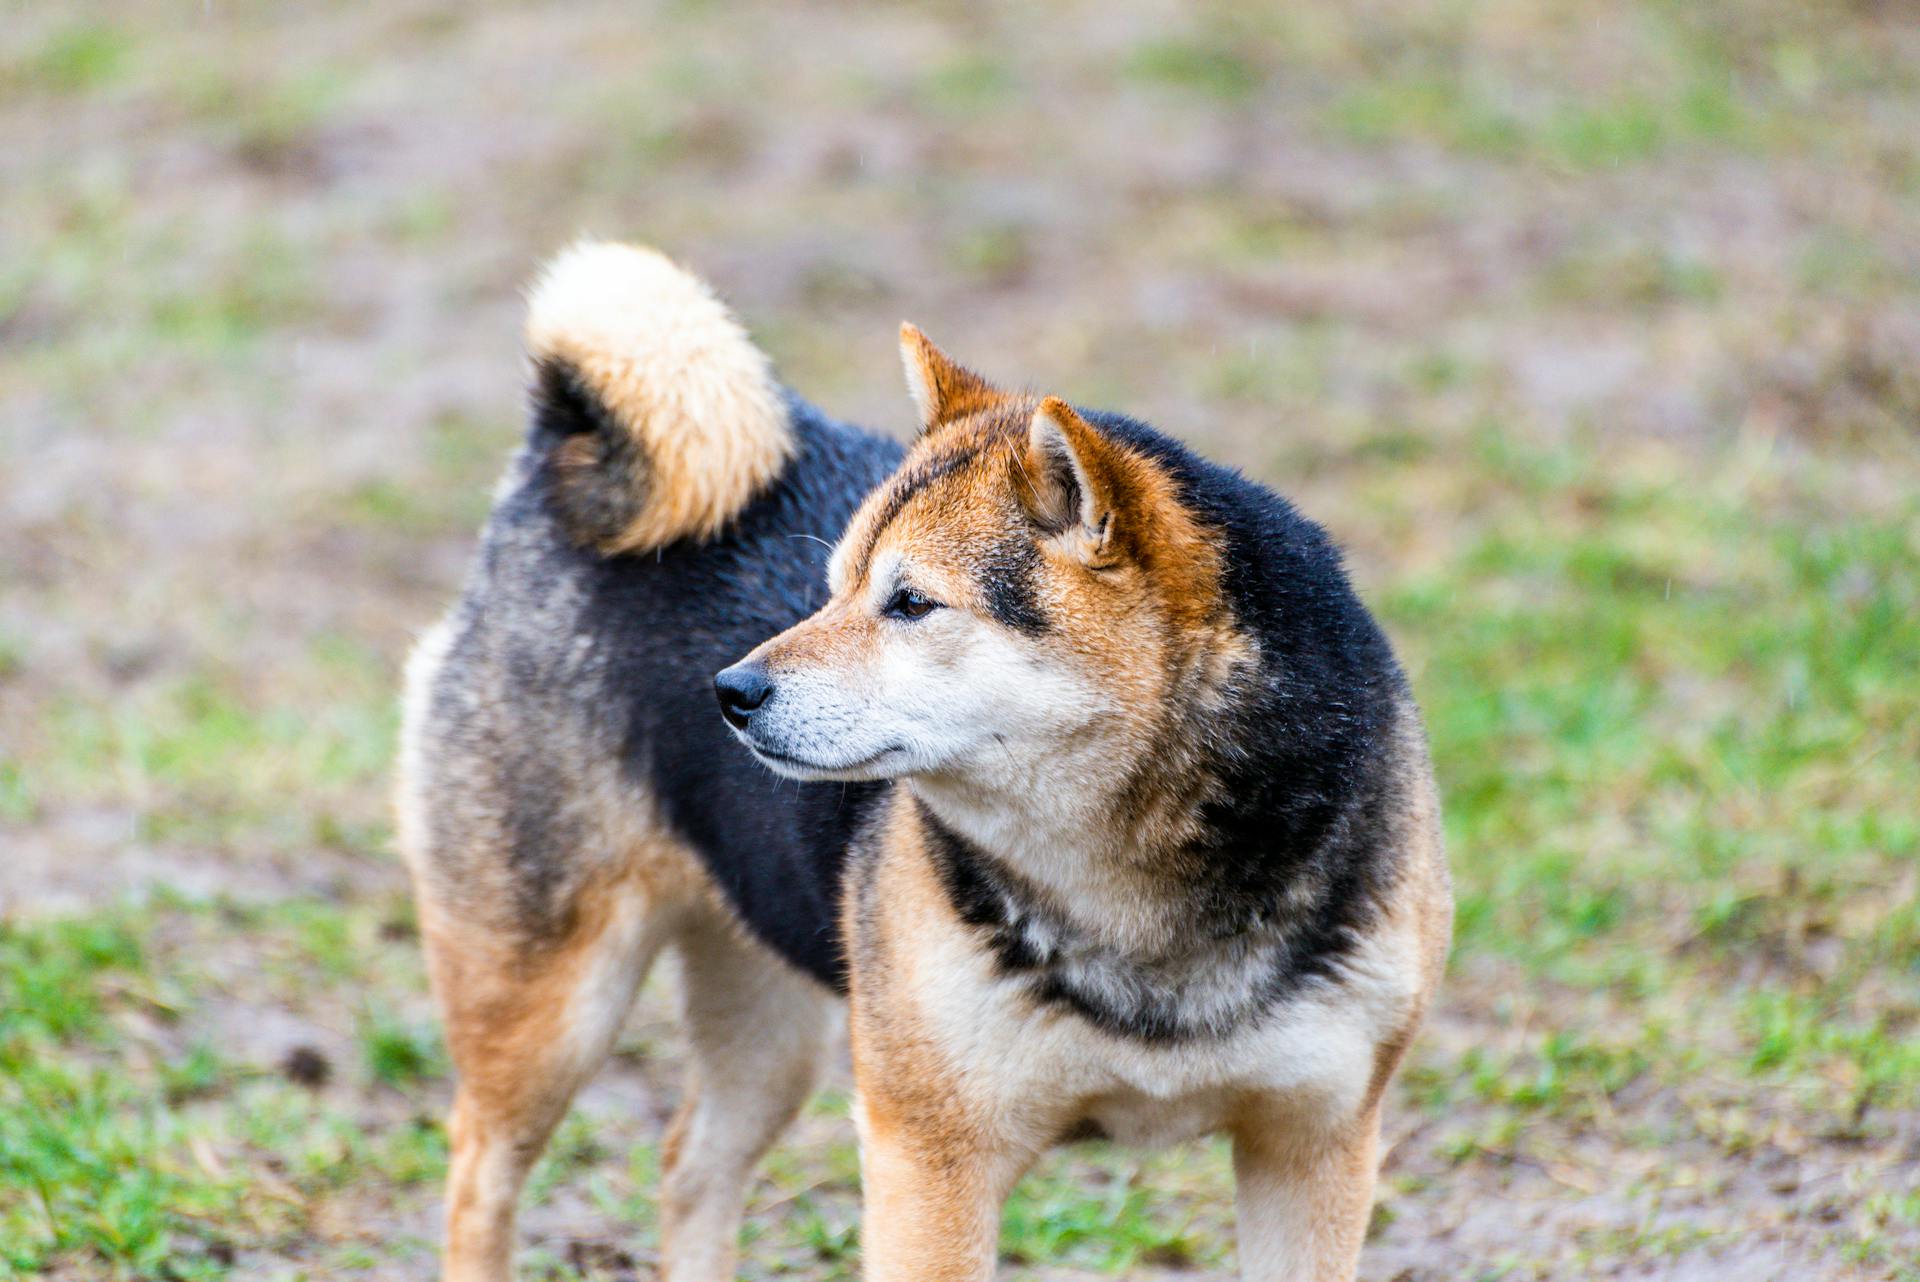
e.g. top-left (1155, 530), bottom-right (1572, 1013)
top-left (886, 588), bottom-right (941, 620)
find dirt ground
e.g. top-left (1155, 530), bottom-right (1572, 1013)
top-left (2, 2), bottom-right (1918, 1279)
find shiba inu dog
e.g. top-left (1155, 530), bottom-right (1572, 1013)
top-left (398, 241), bottom-right (1451, 1282)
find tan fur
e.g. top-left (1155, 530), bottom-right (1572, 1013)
top-left (1361, 708), bottom-right (1454, 1116)
top-left (655, 910), bottom-right (836, 1281)
top-left (844, 798), bottom-right (1446, 1281)
top-left (526, 241), bottom-right (791, 554)
top-left (899, 322), bottom-right (1005, 432)
top-left (425, 867), bottom-right (673, 1282)
top-left (846, 805), bottom-right (1034, 1282)
top-left (393, 617), bottom-right (454, 886)
top-left (842, 770), bottom-right (1446, 1282)
top-left (1230, 1100), bottom-right (1383, 1281)
top-left (410, 829), bottom-right (828, 1282)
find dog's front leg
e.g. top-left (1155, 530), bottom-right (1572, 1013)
top-left (1230, 1102), bottom-right (1382, 1282)
top-left (845, 806), bottom-right (1043, 1280)
top-left (853, 1093), bottom-right (1016, 1282)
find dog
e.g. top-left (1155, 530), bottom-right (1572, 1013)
top-left (398, 241), bottom-right (1451, 1282)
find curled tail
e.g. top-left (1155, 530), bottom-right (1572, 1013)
top-left (523, 240), bottom-right (792, 555)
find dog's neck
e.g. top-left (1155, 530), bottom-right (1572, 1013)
top-left (897, 687), bottom-right (1400, 1042)
top-left (908, 766), bottom-right (1171, 944)
top-left (915, 626), bottom-right (1258, 922)
top-left (907, 689), bottom-right (1234, 952)
top-left (893, 627), bottom-right (1404, 1042)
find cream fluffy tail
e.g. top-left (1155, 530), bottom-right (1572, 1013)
top-left (524, 241), bottom-right (792, 555)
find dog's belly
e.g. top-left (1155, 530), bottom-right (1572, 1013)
top-left (1078, 1088), bottom-right (1236, 1149)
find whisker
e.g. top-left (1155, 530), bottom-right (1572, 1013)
top-left (1009, 448), bottom-right (1039, 502)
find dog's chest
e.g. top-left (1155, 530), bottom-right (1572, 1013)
top-left (908, 903), bottom-right (1419, 1142)
top-left (925, 812), bottom-right (1322, 1041)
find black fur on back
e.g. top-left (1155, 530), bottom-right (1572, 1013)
top-left (1088, 406), bottom-right (1411, 955)
top-left (422, 390), bottom-right (902, 987)
top-left (584, 400), bottom-right (904, 984)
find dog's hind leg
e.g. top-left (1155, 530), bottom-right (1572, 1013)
top-left (657, 907), bottom-right (836, 1282)
top-left (424, 877), bottom-right (672, 1282)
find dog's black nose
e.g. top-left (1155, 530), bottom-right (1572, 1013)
top-left (713, 664), bottom-right (773, 729)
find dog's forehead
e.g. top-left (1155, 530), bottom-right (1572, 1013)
top-left (832, 428), bottom-right (1023, 591)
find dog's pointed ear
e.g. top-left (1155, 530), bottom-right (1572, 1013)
top-left (899, 323), bottom-right (1002, 433)
top-left (1023, 397), bottom-right (1122, 564)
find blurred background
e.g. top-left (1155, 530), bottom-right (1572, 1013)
top-left (2, 1), bottom-right (1917, 1278)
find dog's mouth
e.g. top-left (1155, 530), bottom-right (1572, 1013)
top-left (740, 740), bottom-right (907, 782)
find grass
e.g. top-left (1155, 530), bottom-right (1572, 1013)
top-left (358, 1006), bottom-right (446, 1088)
top-left (1001, 1147), bottom-right (1228, 1273)
top-left (23, 657), bottom-right (395, 853)
top-left (0, 912), bottom-right (239, 1278)
top-left (1326, 72), bottom-right (1750, 169)
top-left (2, 0), bottom-right (1917, 1277)
top-left (1124, 38), bottom-right (1261, 103)
top-left (6, 24), bottom-right (132, 96)
top-left (1387, 432), bottom-right (1920, 1143)
top-left (0, 899), bottom-right (458, 1279)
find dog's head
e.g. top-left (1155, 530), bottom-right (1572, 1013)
top-left (717, 327), bottom-right (1249, 791)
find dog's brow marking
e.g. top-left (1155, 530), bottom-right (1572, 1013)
top-left (851, 445), bottom-right (981, 574)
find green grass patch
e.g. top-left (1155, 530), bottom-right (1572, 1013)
top-left (0, 913), bottom-right (241, 1278)
top-left (0, 897), bottom-right (460, 1278)
top-left (357, 1005), bottom-right (446, 1088)
top-left (30, 648), bottom-right (396, 854)
top-left (1001, 1144), bottom-right (1230, 1273)
top-left (1379, 425), bottom-right (1920, 1136)
top-left (7, 24), bottom-right (132, 96)
top-left (1324, 14), bottom-right (1759, 171)
top-left (146, 229), bottom-right (321, 355)
top-left (1124, 38), bottom-right (1260, 102)
top-left (1329, 73), bottom-right (1748, 167)
top-left (920, 53), bottom-right (1017, 115)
